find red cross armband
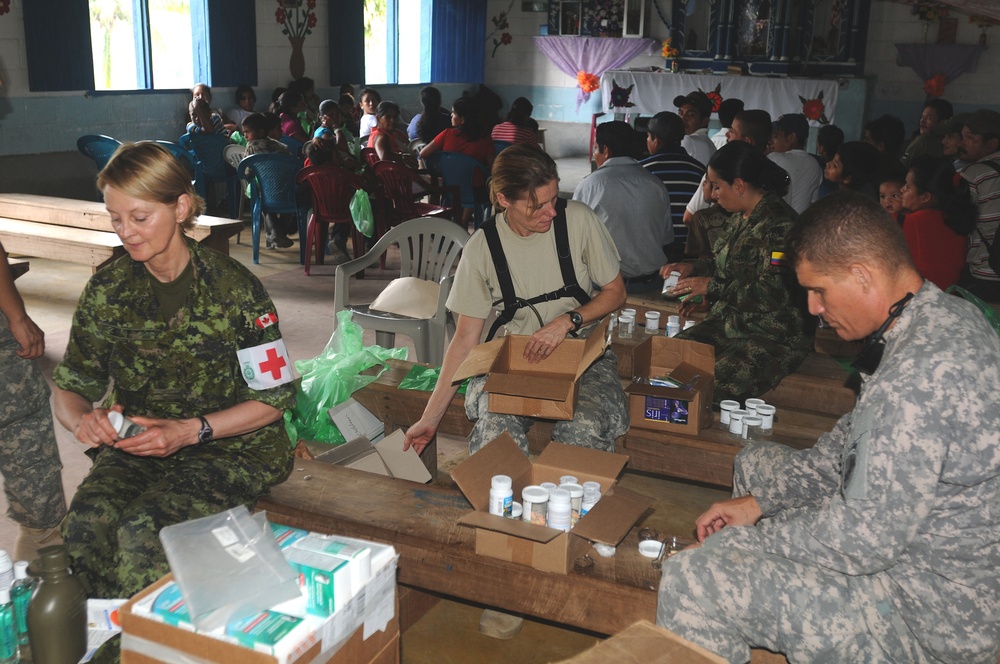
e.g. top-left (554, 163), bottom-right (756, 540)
top-left (236, 339), bottom-right (296, 390)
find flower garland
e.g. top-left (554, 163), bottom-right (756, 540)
top-left (923, 73), bottom-right (946, 98)
top-left (661, 39), bottom-right (679, 59)
top-left (577, 71), bottom-right (600, 94)
top-left (275, 0), bottom-right (317, 39)
top-left (910, 1), bottom-right (948, 23)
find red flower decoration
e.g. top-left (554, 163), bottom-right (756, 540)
top-left (501, 32), bottom-right (512, 45)
top-left (307, 13), bottom-right (317, 29)
top-left (275, 7), bottom-right (286, 24)
top-left (577, 71), bottom-right (600, 94)
top-left (923, 74), bottom-right (946, 98)
top-left (798, 90), bottom-right (830, 125)
top-left (0, 0), bottom-right (9, 16)
top-left (307, 0), bottom-right (316, 8)
top-left (705, 89), bottom-right (723, 113)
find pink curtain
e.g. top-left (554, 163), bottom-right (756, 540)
top-left (533, 36), bottom-right (657, 110)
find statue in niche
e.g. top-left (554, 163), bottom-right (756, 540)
top-left (687, 28), bottom-right (699, 51)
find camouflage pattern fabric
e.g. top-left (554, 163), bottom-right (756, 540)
top-left (659, 283), bottom-right (1000, 663)
top-left (54, 239), bottom-right (297, 598)
top-left (0, 312), bottom-right (66, 530)
top-left (678, 193), bottom-right (812, 403)
top-left (684, 204), bottom-right (731, 259)
top-left (465, 351), bottom-right (629, 455)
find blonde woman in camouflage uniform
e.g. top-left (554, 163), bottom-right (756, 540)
top-left (661, 140), bottom-right (812, 403)
top-left (52, 142), bottom-right (297, 600)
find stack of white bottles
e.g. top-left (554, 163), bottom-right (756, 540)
top-left (0, 551), bottom-right (33, 664)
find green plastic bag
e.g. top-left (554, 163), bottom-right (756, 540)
top-left (398, 364), bottom-right (469, 395)
top-left (284, 310), bottom-right (408, 445)
top-left (350, 189), bottom-right (374, 238)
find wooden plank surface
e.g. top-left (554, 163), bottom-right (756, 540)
top-left (258, 460), bottom-right (664, 636)
top-left (0, 218), bottom-right (124, 269)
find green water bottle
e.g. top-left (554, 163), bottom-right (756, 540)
top-left (26, 546), bottom-right (86, 664)
top-left (0, 588), bottom-right (18, 664)
top-left (10, 563), bottom-right (33, 647)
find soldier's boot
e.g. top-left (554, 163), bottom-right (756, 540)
top-left (479, 609), bottom-right (523, 639)
top-left (15, 524), bottom-right (63, 561)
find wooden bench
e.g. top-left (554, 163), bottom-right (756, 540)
top-left (352, 359), bottom-right (838, 488)
top-left (0, 194), bottom-right (244, 272)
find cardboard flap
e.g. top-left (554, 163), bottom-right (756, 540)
top-left (452, 338), bottom-right (507, 383)
top-left (624, 380), bottom-right (693, 402)
top-left (328, 398), bottom-right (384, 441)
top-left (484, 373), bottom-right (574, 401)
top-left (670, 361), bottom-right (711, 386)
top-left (314, 437), bottom-right (379, 466)
top-left (457, 511), bottom-right (564, 544)
top-left (533, 441), bottom-right (628, 487)
top-left (450, 432), bottom-right (532, 511)
top-left (571, 486), bottom-right (653, 545)
top-left (575, 317), bottom-right (611, 380)
top-left (374, 430), bottom-right (433, 483)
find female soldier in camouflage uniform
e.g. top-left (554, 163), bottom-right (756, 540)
top-left (52, 142), bottom-right (298, 600)
top-left (662, 141), bottom-right (812, 403)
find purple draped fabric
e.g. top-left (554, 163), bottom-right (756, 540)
top-left (895, 43), bottom-right (986, 84)
top-left (532, 36), bottom-right (657, 110)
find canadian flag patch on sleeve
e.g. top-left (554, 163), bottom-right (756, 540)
top-left (237, 339), bottom-right (295, 390)
top-left (255, 311), bottom-right (279, 329)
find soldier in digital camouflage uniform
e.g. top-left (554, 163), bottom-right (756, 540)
top-left (404, 145), bottom-right (629, 458)
top-left (0, 242), bottom-right (67, 561)
top-left (659, 193), bottom-right (1000, 663)
top-left (52, 143), bottom-right (297, 601)
top-left (666, 141), bottom-right (813, 404)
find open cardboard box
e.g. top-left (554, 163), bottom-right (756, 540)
top-left (555, 620), bottom-right (726, 664)
top-left (452, 318), bottom-right (610, 420)
top-left (625, 337), bottom-right (715, 435)
top-left (311, 430), bottom-right (432, 484)
top-left (451, 433), bottom-right (651, 574)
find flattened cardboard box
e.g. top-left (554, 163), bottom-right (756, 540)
top-left (451, 433), bottom-right (652, 574)
top-left (452, 318), bottom-right (610, 420)
top-left (120, 575), bottom-right (399, 664)
top-left (625, 337), bottom-right (715, 435)
top-left (311, 429), bottom-right (432, 484)
top-left (555, 620), bottom-right (726, 664)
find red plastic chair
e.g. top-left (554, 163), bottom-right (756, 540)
top-left (295, 164), bottom-right (366, 276)
top-left (360, 147), bottom-right (379, 168)
top-left (372, 161), bottom-right (458, 230)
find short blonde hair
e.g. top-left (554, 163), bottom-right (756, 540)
top-left (97, 142), bottom-right (205, 231)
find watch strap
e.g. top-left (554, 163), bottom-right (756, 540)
top-left (198, 415), bottom-right (213, 443)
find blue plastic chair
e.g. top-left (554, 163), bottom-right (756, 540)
top-left (425, 151), bottom-right (492, 230)
top-left (152, 140), bottom-right (198, 180)
top-left (178, 133), bottom-right (241, 219)
top-left (279, 135), bottom-right (305, 159)
top-left (238, 153), bottom-right (309, 264)
top-left (77, 135), bottom-right (121, 171)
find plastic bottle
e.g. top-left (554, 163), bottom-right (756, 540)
top-left (546, 488), bottom-right (572, 532)
top-left (26, 546), bottom-right (86, 664)
top-left (0, 589), bottom-right (17, 664)
top-left (0, 553), bottom-right (12, 590)
top-left (488, 475), bottom-right (513, 518)
top-left (107, 410), bottom-right (146, 439)
top-left (521, 485), bottom-right (549, 526)
top-left (559, 483), bottom-right (584, 525)
top-left (9, 563), bottom-right (32, 647)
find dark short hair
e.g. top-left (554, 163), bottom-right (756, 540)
top-left (907, 156), bottom-right (976, 236)
top-left (318, 99), bottom-right (338, 116)
top-left (241, 112), bottom-right (267, 136)
top-left (263, 112), bottom-right (282, 131)
top-left (376, 100), bottom-right (400, 119)
top-left (718, 98), bottom-right (745, 128)
top-left (837, 141), bottom-right (880, 191)
top-left (733, 109), bottom-right (773, 148)
top-left (596, 121), bottom-right (640, 159)
top-left (708, 141), bottom-right (789, 196)
top-left (817, 124), bottom-right (845, 156)
top-left (647, 112), bottom-right (685, 146)
top-left (924, 99), bottom-right (953, 123)
top-left (360, 87), bottom-right (381, 104)
top-left (865, 115), bottom-right (906, 155)
top-left (235, 84), bottom-right (255, 104)
top-left (786, 191), bottom-right (914, 276)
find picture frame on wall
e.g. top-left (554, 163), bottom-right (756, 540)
top-left (523, 1), bottom-right (549, 11)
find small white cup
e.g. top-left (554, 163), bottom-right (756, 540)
top-left (744, 398), bottom-right (765, 416)
top-left (618, 314), bottom-right (635, 338)
top-left (645, 311), bottom-right (661, 333)
top-left (756, 404), bottom-right (776, 430)
top-left (728, 409), bottom-right (748, 436)
top-left (719, 400), bottom-right (740, 426)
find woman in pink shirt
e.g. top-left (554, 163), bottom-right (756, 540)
top-left (900, 156), bottom-right (976, 290)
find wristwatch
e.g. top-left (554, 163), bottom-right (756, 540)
top-left (197, 416), bottom-right (214, 444)
top-left (567, 311), bottom-right (584, 333)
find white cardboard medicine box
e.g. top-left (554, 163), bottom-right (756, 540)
top-left (451, 433), bottom-right (652, 574)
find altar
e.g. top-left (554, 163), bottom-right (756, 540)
top-left (600, 69), bottom-right (841, 126)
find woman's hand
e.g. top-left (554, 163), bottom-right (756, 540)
top-left (660, 262), bottom-right (695, 280)
top-left (672, 275), bottom-right (710, 299)
top-left (524, 315), bottom-right (574, 364)
top-left (679, 297), bottom-right (711, 318)
top-left (111, 416), bottom-right (199, 458)
top-left (403, 419), bottom-right (437, 455)
top-left (73, 405), bottom-right (123, 448)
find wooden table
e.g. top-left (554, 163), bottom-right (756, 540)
top-left (258, 461), bottom-right (662, 637)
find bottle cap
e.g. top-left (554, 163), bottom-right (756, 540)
top-left (491, 475), bottom-right (512, 490)
top-left (107, 410), bottom-right (124, 433)
top-left (548, 488), bottom-right (571, 505)
top-left (13, 561), bottom-right (27, 579)
top-left (35, 545), bottom-right (71, 573)
top-left (582, 481), bottom-right (601, 492)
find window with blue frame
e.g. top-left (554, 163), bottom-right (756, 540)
top-left (364, 0), bottom-right (433, 85)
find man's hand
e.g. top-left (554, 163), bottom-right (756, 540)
top-left (679, 297), bottom-right (711, 318)
top-left (523, 315), bottom-right (574, 364)
top-left (403, 420), bottom-right (437, 455)
top-left (660, 262), bottom-right (695, 280)
top-left (695, 495), bottom-right (763, 542)
top-left (8, 314), bottom-right (44, 360)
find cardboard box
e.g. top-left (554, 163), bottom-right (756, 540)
top-left (555, 620), bottom-right (726, 663)
top-left (312, 430), bottom-right (432, 484)
top-left (451, 433), bottom-right (652, 574)
top-left (328, 398), bottom-right (384, 443)
top-left (452, 318), bottom-right (610, 420)
top-left (625, 337), bottom-right (715, 435)
top-left (121, 571), bottom-right (398, 664)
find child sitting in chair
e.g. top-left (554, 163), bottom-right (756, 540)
top-left (242, 113), bottom-right (295, 250)
top-left (186, 97), bottom-right (228, 136)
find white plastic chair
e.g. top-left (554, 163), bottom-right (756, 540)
top-left (333, 217), bottom-right (469, 365)
top-left (223, 143), bottom-right (248, 231)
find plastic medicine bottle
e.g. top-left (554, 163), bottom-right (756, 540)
top-left (0, 588), bottom-right (17, 664)
top-left (26, 546), bottom-right (86, 664)
top-left (488, 475), bottom-right (513, 518)
top-left (546, 488), bottom-right (572, 532)
top-left (0, 553), bottom-right (12, 590)
top-left (9, 563), bottom-right (32, 647)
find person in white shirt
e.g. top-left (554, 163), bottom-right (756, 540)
top-left (712, 98), bottom-right (744, 150)
top-left (674, 91), bottom-right (717, 167)
top-left (768, 113), bottom-right (823, 213)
